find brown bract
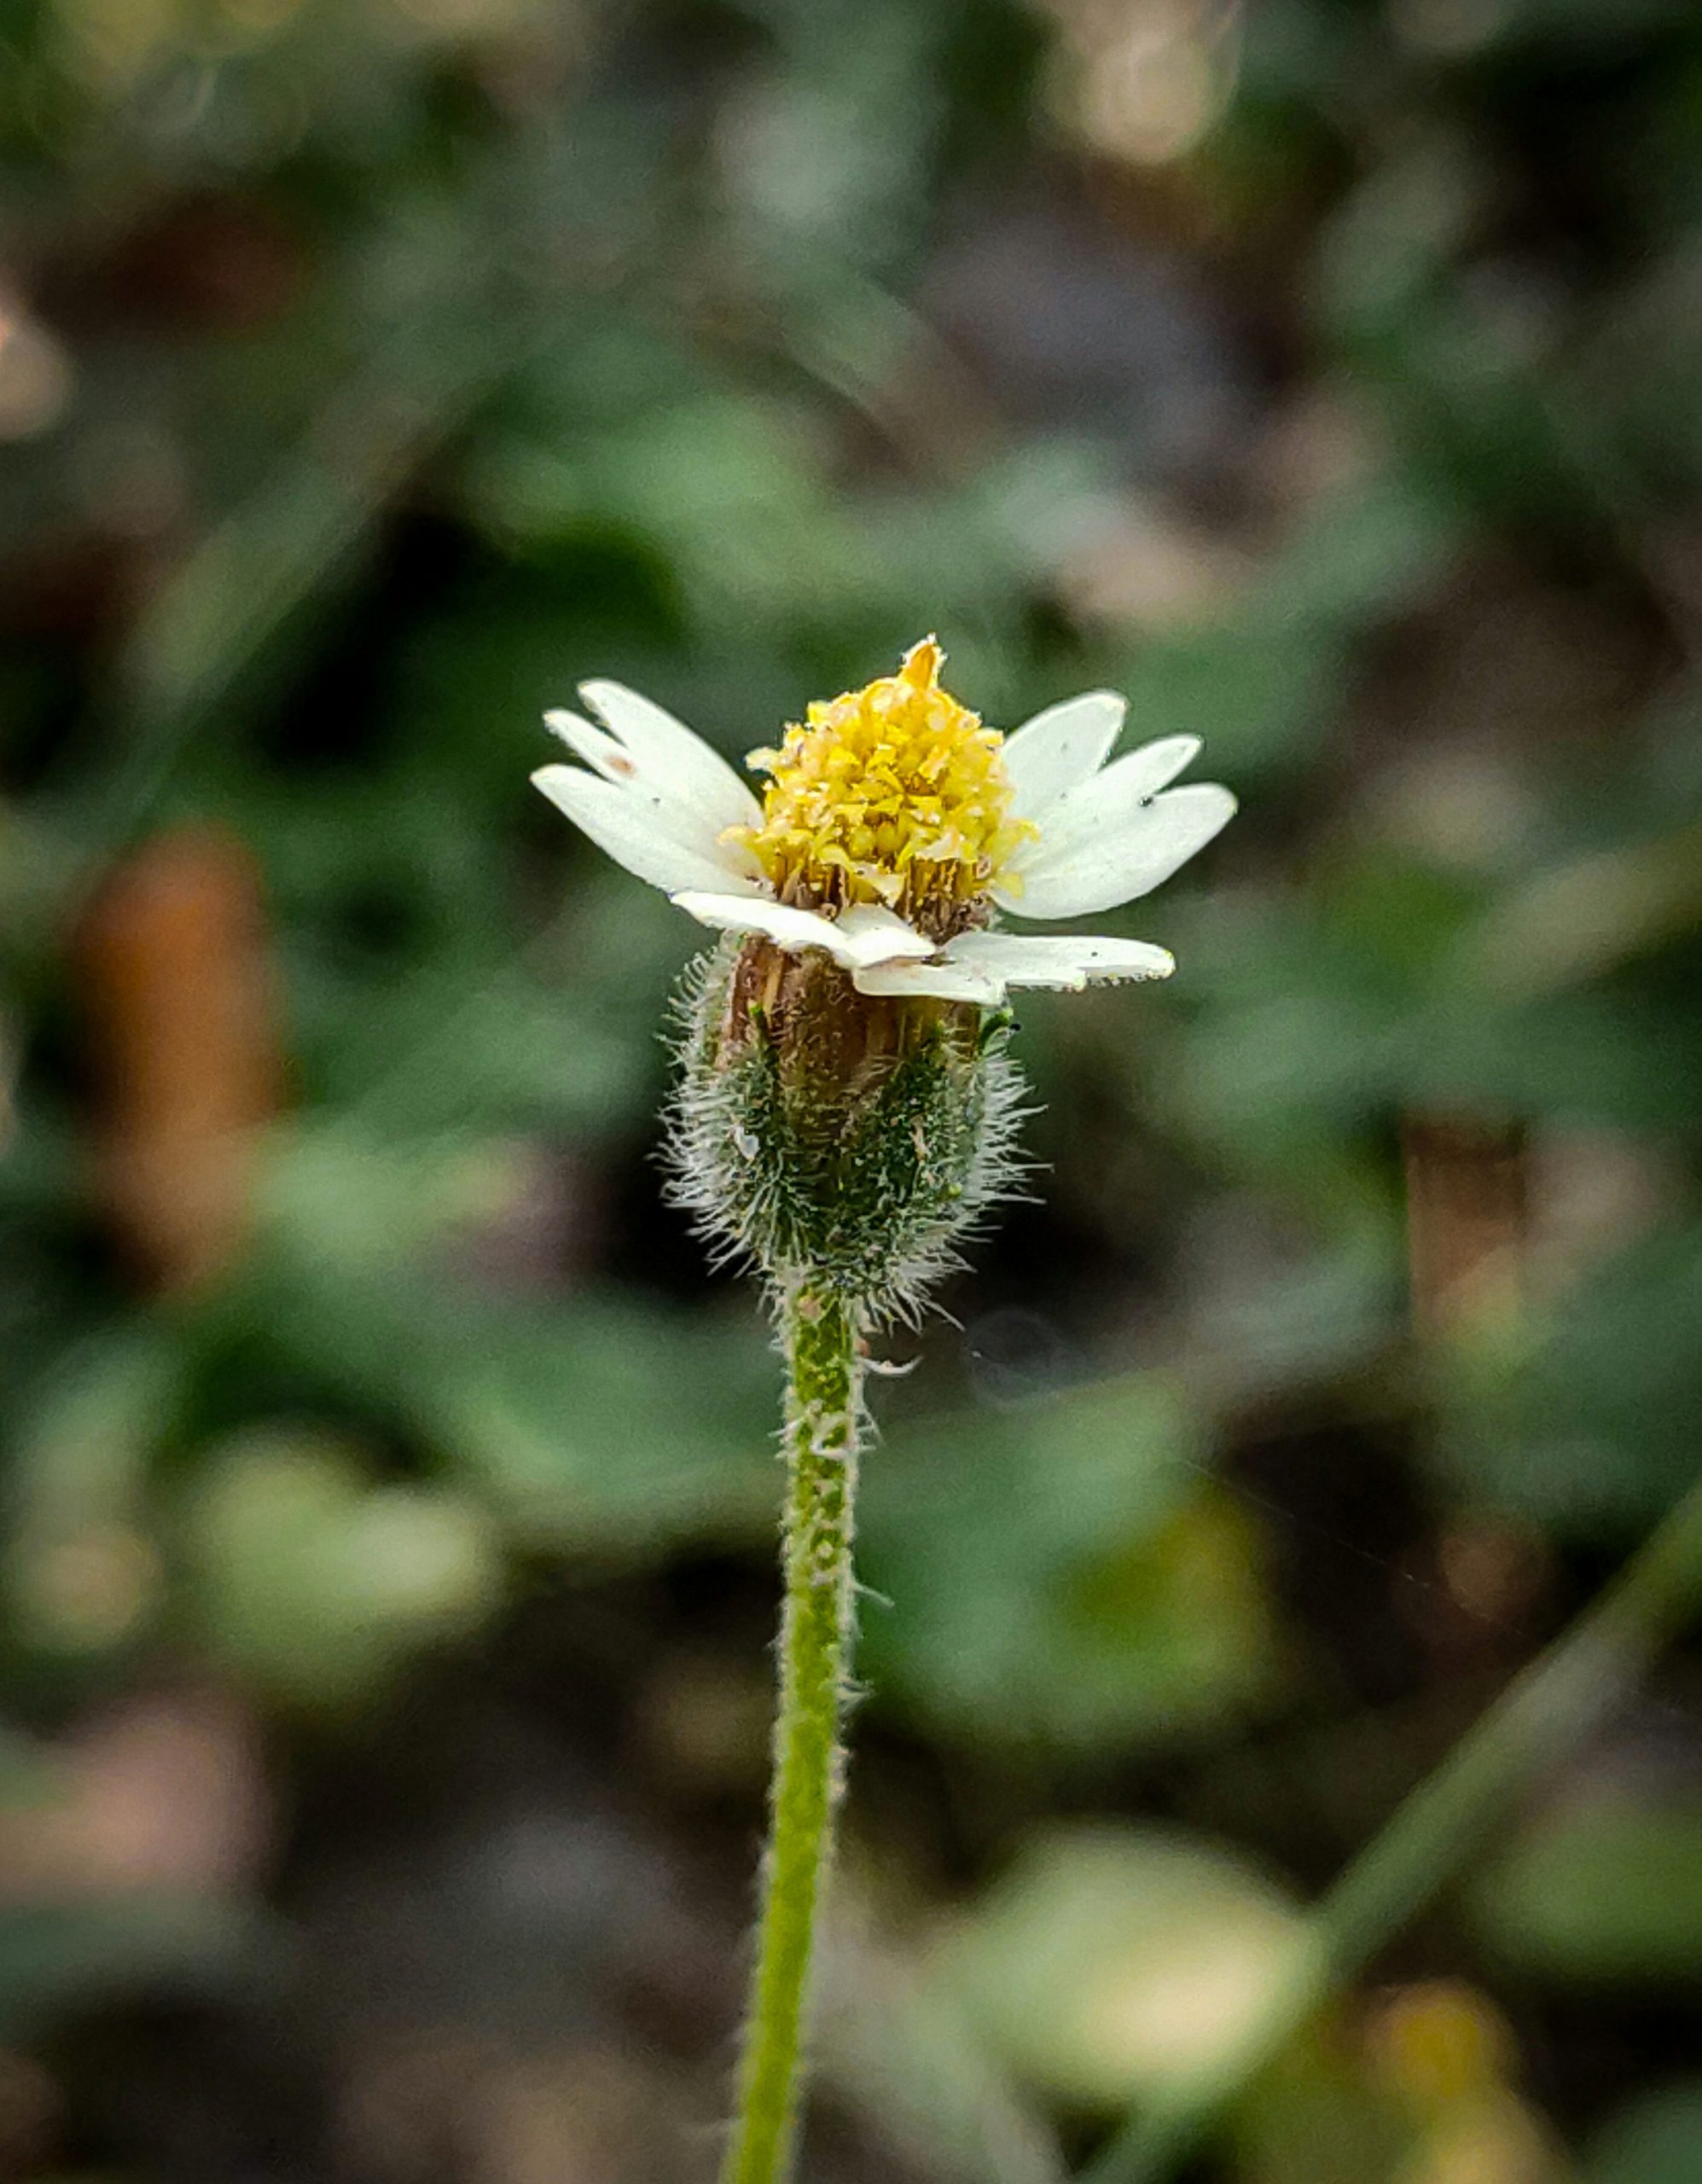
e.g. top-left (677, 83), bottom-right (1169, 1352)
top-left (722, 937), bottom-right (971, 1094)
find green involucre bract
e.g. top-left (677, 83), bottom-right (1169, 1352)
top-left (665, 936), bottom-right (1030, 1325)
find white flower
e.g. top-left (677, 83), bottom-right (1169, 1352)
top-left (532, 637), bottom-right (1234, 1004)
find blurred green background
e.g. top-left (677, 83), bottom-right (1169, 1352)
top-left (4, 0), bottom-right (1702, 2177)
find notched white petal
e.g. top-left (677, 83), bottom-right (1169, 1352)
top-left (670, 892), bottom-right (863, 965)
top-left (829, 903), bottom-right (935, 967)
top-left (670, 893), bottom-right (935, 970)
top-left (1008, 734), bottom-right (1204, 874)
top-left (1004, 781), bottom-right (1236, 920)
top-left (851, 956), bottom-right (1007, 1004)
top-left (578, 678), bottom-right (760, 831)
top-left (544, 708), bottom-right (634, 783)
top-left (532, 766), bottom-right (760, 898)
top-left (943, 930), bottom-right (1174, 990)
top-left (538, 701), bottom-right (762, 886)
top-left (1001, 690), bottom-right (1125, 823)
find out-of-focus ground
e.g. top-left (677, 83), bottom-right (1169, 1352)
top-left (4, 1), bottom-right (1702, 2179)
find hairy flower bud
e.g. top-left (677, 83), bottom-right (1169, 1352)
top-left (665, 935), bottom-right (1027, 1322)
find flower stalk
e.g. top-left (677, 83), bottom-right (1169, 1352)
top-left (723, 1284), bottom-right (863, 2184)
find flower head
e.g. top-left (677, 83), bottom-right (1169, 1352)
top-left (532, 637), bottom-right (1234, 1006)
top-left (731, 636), bottom-right (1034, 937)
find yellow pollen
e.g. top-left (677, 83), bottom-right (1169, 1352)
top-left (727, 636), bottom-right (1035, 936)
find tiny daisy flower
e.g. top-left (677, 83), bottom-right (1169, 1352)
top-left (528, 637), bottom-right (1238, 2184)
top-left (532, 635), bottom-right (1234, 1005)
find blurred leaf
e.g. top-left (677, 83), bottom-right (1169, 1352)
top-left (254, 1124), bottom-right (555, 1280)
top-left (0, 1725), bottom-right (56, 1808)
top-left (1245, 472), bottom-right (1462, 640)
top-left (182, 1428), bottom-right (503, 1708)
top-left (0, 1896), bottom-right (265, 2039)
top-left (929, 1825), bottom-right (1301, 2110)
top-left (424, 1303), bottom-right (780, 1555)
top-left (1442, 1221), bottom-right (1702, 1536)
top-left (1588, 2082), bottom-right (1702, 2184)
top-left (822, 1917), bottom-right (1067, 2184)
top-left (1467, 0), bottom-right (1693, 53)
top-left (860, 1378), bottom-right (1281, 1753)
top-left (1461, 816), bottom-right (1702, 998)
top-left (218, 1236), bottom-right (779, 1557)
top-left (83, 316), bottom-right (524, 878)
top-left (1240, 1980), bottom-right (1565, 2184)
top-left (4, 1328), bottom-right (189, 1661)
top-left (1232, 2020), bottom-right (1415, 2184)
top-left (1473, 1798), bottom-right (1702, 1983)
top-left (1109, 622), bottom-right (1349, 785)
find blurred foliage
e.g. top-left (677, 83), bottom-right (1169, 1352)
top-left (1588, 2083), bottom-right (1702, 2184)
top-left (862, 1381), bottom-right (1282, 1753)
top-left (3, 0), bottom-right (1702, 2176)
top-left (1473, 1796), bottom-right (1702, 1984)
top-left (929, 1825), bottom-right (1301, 2111)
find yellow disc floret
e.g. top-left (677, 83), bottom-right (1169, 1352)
top-left (728, 636), bottom-right (1034, 938)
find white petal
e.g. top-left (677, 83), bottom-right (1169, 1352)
top-left (999, 782), bottom-right (1236, 919)
top-left (543, 713), bottom-right (760, 886)
top-left (1000, 691), bottom-right (1125, 823)
top-left (851, 957), bottom-right (1007, 1004)
top-left (1008, 735), bottom-right (1202, 874)
top-left (663, 892), bottom-right (878, 971)
top-left (578, 679), bottom-right (761, 833)
top-left (546, 704), bottom-right (762, 871)
top-left (942, 930), bottom-right (1174, 990)
top-left (669, 893), bottom-right (935, 970)
top-left (670, 892), bottom-right (846, 956)
top-left (830, 903), bottom-right (935, 967)
top-left (532, 766), bottom-right (762, 897)
top-left (544, 709), bottom-right (631, 782)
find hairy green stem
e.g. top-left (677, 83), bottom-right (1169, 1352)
top-left (723, 1285), bottom-right (863, 2184)
top-left (1082, 1467), bottom-right (1702, 2184)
